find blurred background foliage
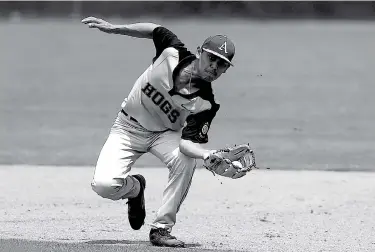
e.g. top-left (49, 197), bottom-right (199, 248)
top-left (1, 1), bottom-right (375, 20)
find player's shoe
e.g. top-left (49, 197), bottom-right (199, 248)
top-left (127, 174), bottom-right (146, 230)
top-left (149, 228), bottom-right (185, 247)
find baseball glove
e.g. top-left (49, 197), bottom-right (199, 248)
top-left (203, 143), bottom-right (256, 179)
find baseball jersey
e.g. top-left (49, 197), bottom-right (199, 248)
top-left (122, 27), bottom-right (220, 144)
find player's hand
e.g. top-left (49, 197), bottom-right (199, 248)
top-left (81, 17), bottom-right (116, 33)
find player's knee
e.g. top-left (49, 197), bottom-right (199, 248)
top-left (91, 178), bottom-right (124, 200)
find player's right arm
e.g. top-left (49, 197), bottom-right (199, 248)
top-left (82, 17), bottom-right (186, 62)
top-left (81, 17), bottom-right (160, 38)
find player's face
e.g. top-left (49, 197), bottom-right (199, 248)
top-left (197, 51), bottom-right (230, 82)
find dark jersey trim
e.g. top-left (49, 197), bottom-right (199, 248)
top-left (152, 26), bottom-right (189, 64)
top-left (168, 55), bottom-right (213, 101)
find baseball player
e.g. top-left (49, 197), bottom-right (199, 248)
top-left (82, 17), bottom-right (237, 247)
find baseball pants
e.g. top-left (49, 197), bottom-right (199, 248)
top-left (91, 111), bottom-right (197, 231)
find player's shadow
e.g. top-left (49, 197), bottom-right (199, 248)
top-left (85, 240), bottom-right (149, 245)
top-left (85, 239), bottom-right (202, 248)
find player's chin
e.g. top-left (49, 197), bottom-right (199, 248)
top-left (203, 74), bottom-right (218, 82)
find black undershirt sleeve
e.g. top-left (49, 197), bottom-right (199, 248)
top-left (181, 103), bottom-right (220, 144)
top-left (152, 27), bottom-right (186, 63)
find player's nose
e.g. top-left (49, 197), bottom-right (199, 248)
top-left (210, 60), bottom-right (219, 69)
top-left (209, 64), bottom-right (219, 75)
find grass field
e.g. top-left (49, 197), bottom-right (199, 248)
top-left (1, 18), bottom-right (375, 170)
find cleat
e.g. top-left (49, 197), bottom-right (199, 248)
top-left (149, 228), bottom-right (185, 247)
top-left (127, 174), bottom-right (146, 230)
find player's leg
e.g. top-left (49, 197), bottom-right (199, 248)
top-left (91, 114), bottom-right (149, 230)
top-left (148, 130), bottom-right (197, 247)
top-left (91, 132), bottom-right (144, 201)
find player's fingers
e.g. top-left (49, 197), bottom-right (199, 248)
top-left (88, 23), bottom-right (99, 28)
top-left (81, 17), bottom-right (96, 23)
top-left (82, 17), bottom-right (104, 24)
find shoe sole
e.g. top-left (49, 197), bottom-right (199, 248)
top-left (150, 242), bottom-right (185, 248)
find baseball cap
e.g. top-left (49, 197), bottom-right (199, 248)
top-left (201, 35), bottom-right (235, 66)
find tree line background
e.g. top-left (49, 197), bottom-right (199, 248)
top-left (1, 1), bottom-right (375, 20)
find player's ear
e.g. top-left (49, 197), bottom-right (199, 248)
top-left (196, 46), bottom-right (203, 59)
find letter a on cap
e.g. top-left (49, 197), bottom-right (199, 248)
top-left (218, 42), bottom-right (228, 54)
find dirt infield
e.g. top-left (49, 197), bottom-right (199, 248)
top-left (1, 165), bottom-right (374, 251)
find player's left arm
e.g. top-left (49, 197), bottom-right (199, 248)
top-left (180, 104), bottom-right (256, 178)
top-left (179, 139), bottom-right (214, 160)
top-left (179, 103), bottom-right (220, 160)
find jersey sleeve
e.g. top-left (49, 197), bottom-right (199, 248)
top-left (181, 103), bottom-right (220, 144)
top-left (152, 26), bottom-right (185, 62)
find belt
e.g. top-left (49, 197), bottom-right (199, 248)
top-left (121, 109), bottom-right (138, 123)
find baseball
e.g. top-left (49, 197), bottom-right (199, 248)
top-left (232, 161), bottom-right (243, 168)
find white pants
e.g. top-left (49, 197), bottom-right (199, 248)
top-left (91, 111), bottom-right (197, 230)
